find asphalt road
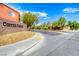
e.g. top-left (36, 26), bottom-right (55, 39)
top-left (18, 30), bottom-right (79, 56)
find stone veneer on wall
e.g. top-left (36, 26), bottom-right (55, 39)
top-left (0, 17), bottom-right (26, 35)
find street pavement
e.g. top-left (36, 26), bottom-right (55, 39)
top-left (18, 30), bottom-right (79, 56)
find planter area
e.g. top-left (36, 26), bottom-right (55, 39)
top-left (0, 31), bottom-right (35, 46)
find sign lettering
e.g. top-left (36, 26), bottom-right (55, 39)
top-left (3, 22), bottom-right (23, 28)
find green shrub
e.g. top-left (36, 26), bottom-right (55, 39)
top-left (44, 27), bottom-right (48, 30)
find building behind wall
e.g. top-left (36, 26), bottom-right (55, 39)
top-left (0, 3), bottom-right (20, 22)
top-left (0, 3), bottom-right (26, 35)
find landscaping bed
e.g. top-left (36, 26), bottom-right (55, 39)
top-left (0, 31), bottom-right (35, 46)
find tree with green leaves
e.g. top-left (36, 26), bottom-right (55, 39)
top-left (40, 22), bottom-right (48, 30)
top-left (58, 17), bottom-right (66, 29)
top-left (52, 21), bottom-right (60, 30)
top-left (68, 20), bottom-right (79, 30)
top-left (21, 12), bottom-right (38, 30)
top-left (51, 17), bottom-right (66, 30)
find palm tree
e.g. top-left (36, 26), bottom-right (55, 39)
top-left (21, 12), bottom-right (38, 30)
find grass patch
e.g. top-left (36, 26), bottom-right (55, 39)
top-left (0, 31), bottom-right (35, 46)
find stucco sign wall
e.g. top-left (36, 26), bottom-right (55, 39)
top-left (0, 17), bottom-right (26, 35)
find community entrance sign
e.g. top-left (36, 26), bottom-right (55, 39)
top-left (3, 22), bottom-right (23, 28)
top-left (0, 17), bottom-right (26, 35)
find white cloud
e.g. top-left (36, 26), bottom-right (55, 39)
top-left (35, 12), bottom-right (47, 17)
top-left (63, 8), bottom-right (79, 13)
top-left (24, 11), bottom-right (47, 17)
top-left (36, 22), bottom-right (43, 25)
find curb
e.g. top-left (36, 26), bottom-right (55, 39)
top-left (0, 33), bottom-right (43, 56)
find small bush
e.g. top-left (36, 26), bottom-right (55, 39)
top-left (44, 27), bottom-right (48, 30)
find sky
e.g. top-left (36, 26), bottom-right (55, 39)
top-left (5, 3), bottom-right (79, 25)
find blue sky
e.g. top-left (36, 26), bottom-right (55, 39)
top-left (5, 3), bottom-right (79, 25)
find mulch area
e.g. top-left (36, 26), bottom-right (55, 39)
top-left (0, 31), bottom-right (35, 46)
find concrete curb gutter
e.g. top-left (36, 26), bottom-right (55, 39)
top-left (33, 30), bottom-right (67, 35)
top-left (0, 32), bottom-right (43, 56)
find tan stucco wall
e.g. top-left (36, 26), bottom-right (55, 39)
top-left (0, 17), bottom-right (26, 35)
